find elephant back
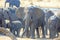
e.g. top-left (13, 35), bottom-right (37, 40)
top-left (27, 7), bottom-right (45, 22)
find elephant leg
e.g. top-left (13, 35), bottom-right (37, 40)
top-left (21, 25), bottom-right (29, 38)
top-left (10, 28), bottom-right (14, 34)
top-left (56, 29), bottom-right (59, 37)
top-left (11, 28), bottom-right (16, 36)
top-left (49, 23), bottom-right (56, 38)
top-left (44, 24), bottom-right (48, 35)
top-left (25, 28), bottom-right (30, 38)
top-left (50, 28), bottom-right (57, 38)
top-left (49, 27), bottom-right (55, 38)
top-left (41, 24), bottom-right (45, 38)
top-left (30, 24), bottom-right (35, 39)
top-left (15, 23), bottom-right (21, 37)
top-left (10, 24), bottom-right (16, 36)
top-left (36, 28), bottom-right (40, 38)
top-left (10, 28), bottom-right (12, 32)
top-left (16, 28), bottom-right (20, 37)
top-left (10, 28), bottom-right (15, 36)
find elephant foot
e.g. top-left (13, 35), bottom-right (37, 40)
top-left (22, 36), bottom-right (27, 38)
top-left (15, 35), bottom-right (20, 37)
top-left (30, 37), bottom-right (35, 39)
top-left (50, 37), bottom-right (55, 39)
top-left (21, 35), bottom-right (29, 38)
top-left (27, 36), bottom-right (30, 38)
top-left (20, 36), bottom-right (23, 38)
top-left (50, 34), bottom-right (59, 39)
top-left (50, 35), bottom-right (55, 39)
top-left (42, 36), bottom-right (46, 38)
top-left (30, 36), bottom-right (35, 39)
top-left (45, 33), bottom-right (48, 35)
top-left (23, 34), bottom-right (30, 38)
top-left (20, 35), bottom-right (27, 38)
top-left (20, 36), bottom-right (27, 38)
top-left (36, 36), bottom-right (40, 38)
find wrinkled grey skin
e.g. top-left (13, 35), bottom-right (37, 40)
top-left (45, 10), bottom-right (54, 35)
top-left (21, 7), bottom-right (46, 39)
top-left (48, 15), bottom-right (60, 38)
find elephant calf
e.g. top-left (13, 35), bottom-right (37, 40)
top-left (45, 10), bottom-right (54, 35)
top-left (48, 15), bottom-right (60, 38)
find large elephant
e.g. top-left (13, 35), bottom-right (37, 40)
top-left (21, 6), bottom-right (46, 39)
top-left (48, 10), bottom-right (60, 38)
top-left (5, 0), bottom-right (20, 7)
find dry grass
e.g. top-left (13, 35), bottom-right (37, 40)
top-left (0, 36), bottom-right (12, 40)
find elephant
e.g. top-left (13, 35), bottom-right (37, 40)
top-left (5, 0), bottom-right (20, 7)
top-left (0, 8), bottom-right (23, 37)
top-left (0, 8), bottom-right (17, 40)
top-left (48, 10), bottom-right (60, 38)
top-left (21, 6), bottom-right (46, 39)
top-left (0, 8), bottom-right (24, 37)
top-left (15, 7), bottom-right (26, 37)
top-left (48, 15), bottom-right (59, 38)
top-left (45, 10), bottom-right (54, 35)
top-left (6, 7), bottom-right (24, 37)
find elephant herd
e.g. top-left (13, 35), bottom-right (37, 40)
top-left (0, 6), bottom-right (60, 39)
